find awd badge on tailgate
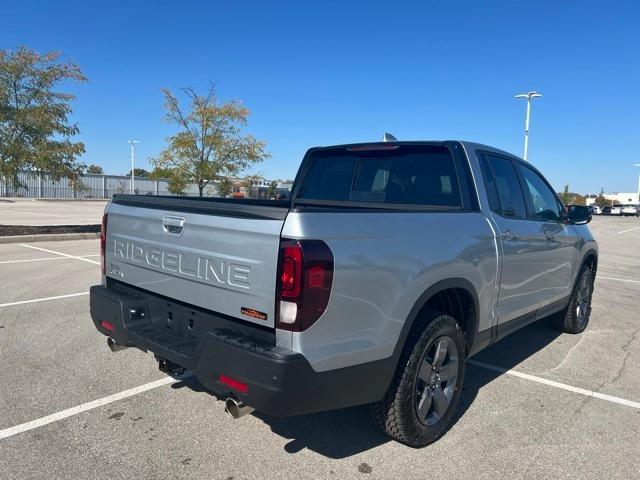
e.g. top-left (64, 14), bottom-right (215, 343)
top-left (241, 307), bottom-right (268, 321)
top-left (108, 263), bottom-right (125, 278)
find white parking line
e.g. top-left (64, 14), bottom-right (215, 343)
top-left (597, 275), bottom-right (640, 284)
top-left (0, 356), bottom-right (636, 442)
top-left (0, 254), bottom-right (99, 265)
top-left (618, 226), bottom-right (640, 234)
top-left (469, 360), bottom-right (640, 409)
top-left (0, 292), bottom-right (89, 308)
top-left (19, 244), bottom-right (100, 265)
top-left (0, 376), bottom-right (181, 441)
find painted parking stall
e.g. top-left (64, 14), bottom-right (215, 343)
top-left (0, 216), bottom-right (639, 479)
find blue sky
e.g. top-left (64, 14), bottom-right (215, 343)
top-left (2, 0), bottom-right (639, 193)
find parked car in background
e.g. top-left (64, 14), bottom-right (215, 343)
top-left (610, 205), bottom-right (622, 216)
top-left (591, 205), bottom-right (602, 215)
top-left (602, 206), bottom-right (612, 215)
top-left (621, 204), bottom-right (639, 216)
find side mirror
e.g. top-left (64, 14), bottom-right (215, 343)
top-left (566, 204), bottom-right (591, 225)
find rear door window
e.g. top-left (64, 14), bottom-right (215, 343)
top-left (296, 145), bottom-right (462, 207)
top-left (478, 155), bottom-right (501, 212)
top-left (483, 154), bottom-right (527, 219)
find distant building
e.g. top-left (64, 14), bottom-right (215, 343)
top-left (225, 177), bottom-right (294, 199)
top-left (585, 192), bottom-right (639, 206)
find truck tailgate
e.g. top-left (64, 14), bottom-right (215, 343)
top-left (104, 196), bottom-right (289, 328)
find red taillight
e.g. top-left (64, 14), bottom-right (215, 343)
top-left (281, 246), bottom-right (302, 298)
top-left (307, 265), bottom-right (325, 288)
top-left (100, 320), bottom-right (114, 331)
top-left (219, 374), bottom-right (248, 394)
top-left (277, 239), bottom-right (334, 332)
top-left (100, 213), bottom-right (108, 274)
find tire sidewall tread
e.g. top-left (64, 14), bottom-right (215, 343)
top-left (556, 266), bottom-right (593, 334)
top-left (372, 310), bottom-right (466, 448)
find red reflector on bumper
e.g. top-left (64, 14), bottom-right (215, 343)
top-left (100, 320), bottom-right (115, 331)
top-left (219, 374), bottom-right (248, 394)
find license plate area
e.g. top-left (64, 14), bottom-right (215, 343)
top-left (108, 278), bottom-right (277, 360)
top-left (124, 297), bottom-right (202, 356)
top-left (160, 301), bottom-right (198, 339)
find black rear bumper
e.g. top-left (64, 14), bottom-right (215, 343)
top-left (89, 282), bottom-right (393, 417)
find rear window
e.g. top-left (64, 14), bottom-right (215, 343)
top-left (296, 145), bottom-right (461, 207)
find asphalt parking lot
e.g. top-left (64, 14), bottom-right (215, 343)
top-left (0, 215), bottom-right (639, 479)
top-left (0, 199), bottom-right (108, 225)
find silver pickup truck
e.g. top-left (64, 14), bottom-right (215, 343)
top-left (90, 140), bottom-right (597, 447)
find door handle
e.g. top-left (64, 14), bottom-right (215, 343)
top-left (500, 229), bottom-right (514, 240)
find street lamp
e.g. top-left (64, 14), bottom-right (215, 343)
top-left (128, 139), bottom-right (140, 194)
top-left (634, 164), bottom-right (640, 203)
top-left (515, 91), bottom-right (542, 161)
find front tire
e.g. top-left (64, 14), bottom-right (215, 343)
top-left (372, 311), bottom-right (465, 448)
top-left (555, 266), bottom-right (593, 334)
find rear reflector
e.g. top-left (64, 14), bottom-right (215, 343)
top-left (100, 320), bottom-right (115, 331)
top-left (219, 374), bottom-right (248, 394)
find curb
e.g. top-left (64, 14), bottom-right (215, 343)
top-left (31, 198), bottom-right (110, 202)
top-left (0, 232), bottom-right (100, 244)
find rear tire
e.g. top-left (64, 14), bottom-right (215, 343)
top-left (555, 266), bottom-right (593, 334)
top-left (371, 311), bottom-right (465, 448)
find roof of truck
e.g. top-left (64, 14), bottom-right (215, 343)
top-left (307, 140), bottom-right (523, 162)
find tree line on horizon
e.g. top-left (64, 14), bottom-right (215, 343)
top-left (0, 46), bottom-right (269, 197)
top-left (558, 186), bottom-right (626, 207)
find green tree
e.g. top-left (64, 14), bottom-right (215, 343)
top-left (86, 164), bottom-right (104, 174)
top-left (149, 166), bottom-right (172, 180)
top-left (266, 181), bottom-right (278, 199)
top-left (166, 176), bottom-right (187, 196)
top-left (0, 47), bottom-right (87, 180)
top-left (594, 188), bottom-right (608, 208)
top-left (149, 166), bottom-right (187, 195)
top-left (560, 185), bottom-right (571, 205)
top-left (69, 172), bottom-right (88, 198)
top-left (126, 168), bottom-right (149, 177)
top-left (152, 85), bottom-right (269, 197)
top-left (217, 177), bottom-right (232, 198)
top-left (242, 174), bottom-right (262, 198)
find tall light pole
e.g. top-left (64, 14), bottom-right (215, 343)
top-left (128, 139), bottom-right (140, 194)
top-left (515, 91), bottom-right (542, 161)
top-left (634, 164), bottom-right (640, 203)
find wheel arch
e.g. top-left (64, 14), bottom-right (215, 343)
top-left (392, 278), bottom-right (480, 365)
top-left (580, 249), bottom-right (598, 278)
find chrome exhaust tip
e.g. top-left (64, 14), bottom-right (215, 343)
top-left (107, 337), bottom-right (129, 352)
top-left (224, 397), bottom-right (254, 419)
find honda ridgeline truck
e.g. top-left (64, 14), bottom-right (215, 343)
top-left (90, 140), bottom-right (597, 447)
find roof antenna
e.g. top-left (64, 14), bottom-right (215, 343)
top-left (382, 132), bottom-right (397, 142)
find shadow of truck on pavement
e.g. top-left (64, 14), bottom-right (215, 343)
top-left (172, 319), bottom-right (561, 458)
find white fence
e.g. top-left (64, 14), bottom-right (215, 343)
top-left (0, 171), bottom-right (210, 198)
